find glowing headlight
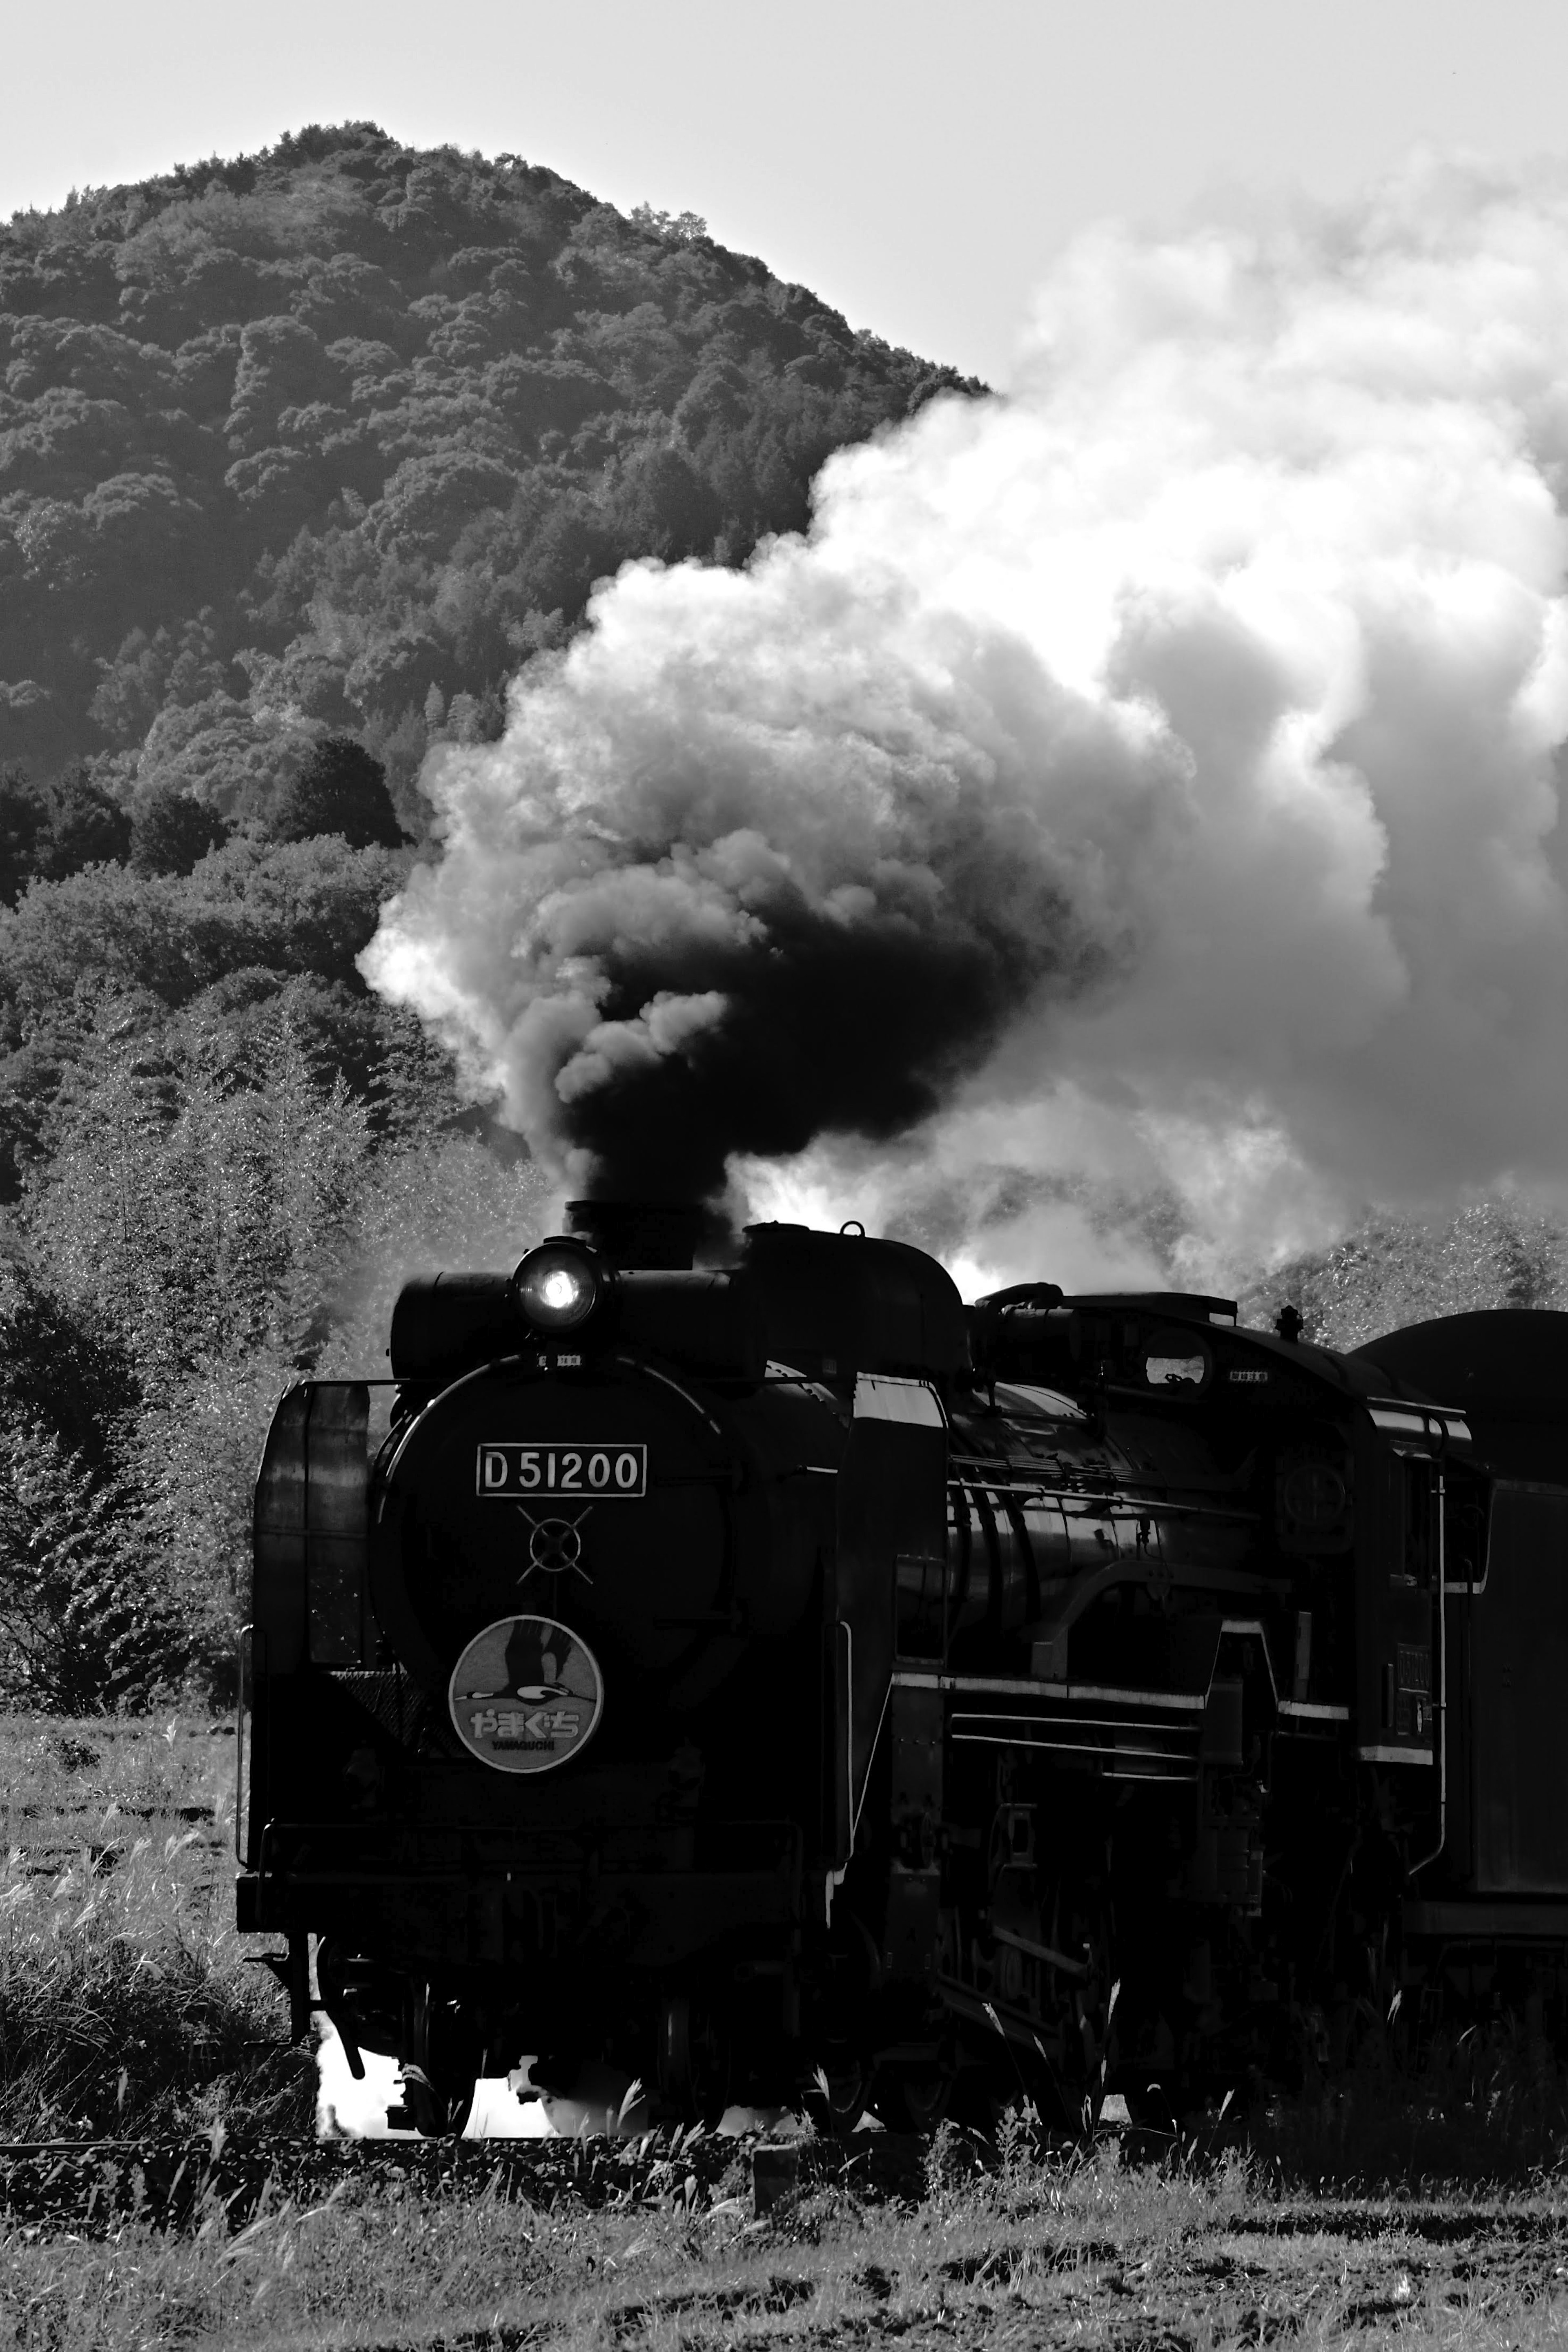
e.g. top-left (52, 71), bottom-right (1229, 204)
top-left (513, 1242), bottom-right (601, 1333)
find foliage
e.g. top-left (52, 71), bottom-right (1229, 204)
top-left (127, 778), bottom-right (227, 874)
top-left (0, 123), bottom-right (980, 816)
top-left (0, 935), bottom-right (554, 1703)
top-left (0, 1249), bottom-right (132, 1463)
top-left (31, 1018), bottom-right (372, 1379)
top-left (266, 729), bottom-right (404, 847)
top-left (0, 1424), bottom-right (188, 1710)
top-left (0, 761), bottom-right (132, 903)
top-left (32, 763), bottom-right (134, 875)
top-left (1240, 1194), bottom-right (1568, 1349)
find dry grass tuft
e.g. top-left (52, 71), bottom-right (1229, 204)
top-left (0, 1712), bottom-right (310, 2139)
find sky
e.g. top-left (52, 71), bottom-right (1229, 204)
top-left (9, 0), bottom-right (1568, 384)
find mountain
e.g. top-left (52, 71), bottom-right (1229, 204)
top-left (0, 121), bottom-right (981, 830)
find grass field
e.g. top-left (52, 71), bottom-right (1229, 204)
top-left (0, 1716), bottom-right (1567, 2348)
top-left (0, 1712), bottom-right (310, 2142)
top-left (1, 2130), bottom-right (1568, 2348)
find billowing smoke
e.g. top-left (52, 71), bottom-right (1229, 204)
top-left (360, 560), bottom-right (1168, 1203)
top-left (364, 156), bottom-right (1568, 1284)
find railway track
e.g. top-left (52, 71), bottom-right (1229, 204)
top-left (0, 2127), bottom-right (932, 2234)
top-left (4, 2122), bottom-right (1568, 2248)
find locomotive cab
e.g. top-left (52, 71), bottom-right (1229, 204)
top-left (1352, 1312), bottom-right (1568, 1999)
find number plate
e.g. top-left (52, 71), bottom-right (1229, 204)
top-left (476, 1443), bottom-right (647, 1498)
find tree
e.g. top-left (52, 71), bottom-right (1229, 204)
top-left (0, 836), bottom-right (406, 1021)
top-left (129, 783), bottom-right (229, 876)
top-left (0, 770), bottom-right (46, 905)
top-left (0, 762), bottom-right (132, 905)
top-left (267, 735), bottom-right (405, 849)
top-left (1239, 1196), bottom-right (1568, 1351)
top-left (31, 1020), bottom-right (374, 1382)
top-left (34, 767), bottom-right (133, 878)
top-left (0, 1420), bottom-right (192, 1712)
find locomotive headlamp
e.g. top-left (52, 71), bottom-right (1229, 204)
top-left (512, 1241), bottom-right (603, 1334)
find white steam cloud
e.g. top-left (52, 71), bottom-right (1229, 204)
top-left (364, 154), bottom-right (1568, 1291)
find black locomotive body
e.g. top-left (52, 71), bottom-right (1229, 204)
top-left (238, 1204), bottom-right (1568, 2130)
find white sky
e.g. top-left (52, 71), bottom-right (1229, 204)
top-left (6, 0), bottom-right (1568, 383)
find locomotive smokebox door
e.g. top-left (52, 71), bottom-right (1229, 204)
top-left (829, 1376), bottom-right (948, 1863)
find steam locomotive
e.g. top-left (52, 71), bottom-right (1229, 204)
top-left (238, 1203), bottom-right (1568, 2132)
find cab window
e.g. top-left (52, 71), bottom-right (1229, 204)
top-left (1141, 1330), bottom-right (1210, 1391)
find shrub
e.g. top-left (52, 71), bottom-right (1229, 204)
top-left (0, 1422), bottom-right (191, 1712)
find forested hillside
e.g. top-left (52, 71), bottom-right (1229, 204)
top-left (1237, 1195), bottom-right (1568, 1351)
top-left (0, 119), bottom-right (975, 802)
top-left (0, 124), bottom-right (978, 1709)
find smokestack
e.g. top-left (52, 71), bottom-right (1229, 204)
top-left (564, 1199), bottom-right (704, 1270)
